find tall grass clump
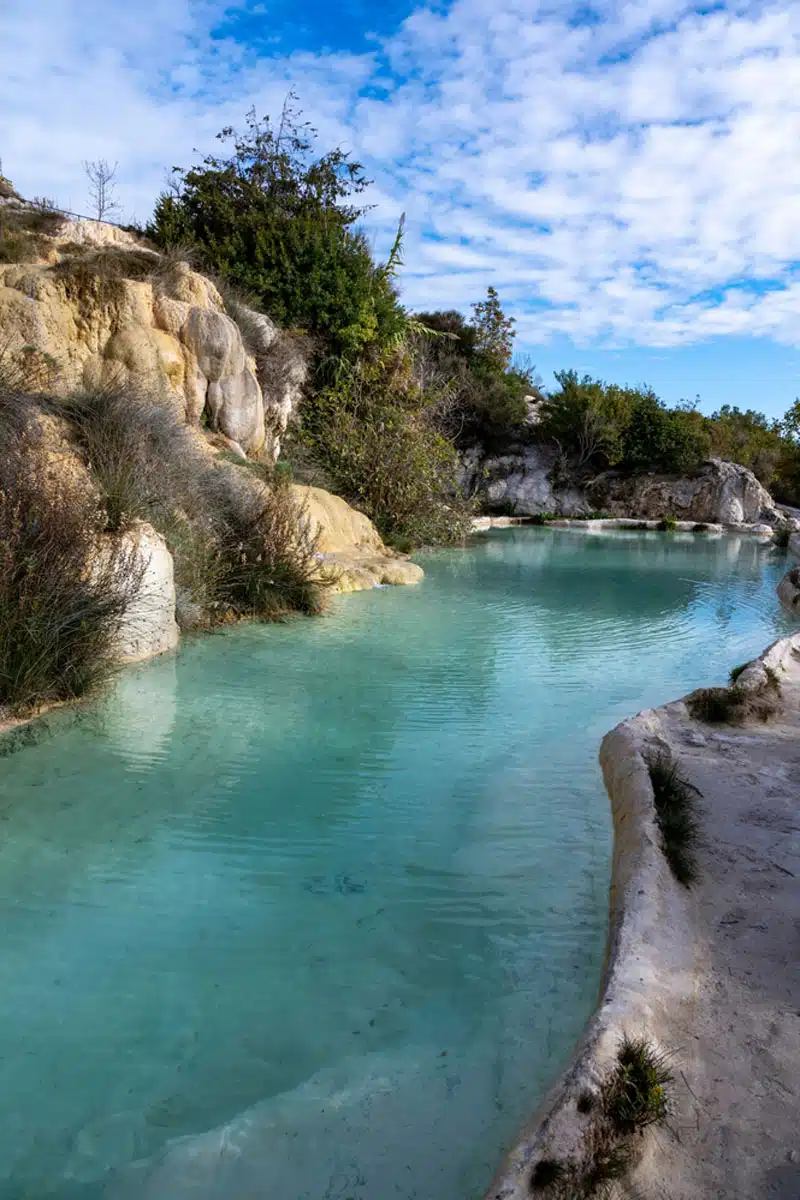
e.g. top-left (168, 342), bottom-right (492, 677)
top-left (528, 1036), bottom-right (673, 1197)
top-left (0, 199), bottom-right (64, 263)
top-left (646, 750), bottom-right (701, 886)
top-left (56, 383), bottom-right (326, 625)
top-left (603, 1036), bottom-right (673, 1135)
top-left (687, 667), bottom-right (781, 726)
top-left (0, 390), bottom-right (142, 716)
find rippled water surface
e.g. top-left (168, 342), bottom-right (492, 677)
top-left (0, 530), bottom-right (791, 1200)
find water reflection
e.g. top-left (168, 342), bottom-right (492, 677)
top-left (0, 530), bottom-right (790, 1200)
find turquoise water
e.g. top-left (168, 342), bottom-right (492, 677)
top-left (0, 530), bottom-right (791, 1200)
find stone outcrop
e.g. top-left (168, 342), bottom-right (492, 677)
top-left (589, 457), bottom-right (784, 526)
top-left (115, 523), bottom-right (180, 663)
top-left (0, 216), bottom-right (307, 459)
top-left (460, 444), bottom-right (589, 516)
top-left (488, 632), bottom-right (800, 1200)
top-left (293, 485), bottom-right (424, 592)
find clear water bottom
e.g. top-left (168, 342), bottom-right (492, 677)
top-left (0, 530), bottom-right (791, 1199)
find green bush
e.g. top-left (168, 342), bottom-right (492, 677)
top-left (298, 351), bottom-right (473, 547)
top-left (54, 384), bottom-right (327, 625)
top-left (148, 103), bottom-right (404, 358)
top-left (646, 750), bottom-right (701, 886)
top-left (620, 394), bottom-right (709, 473)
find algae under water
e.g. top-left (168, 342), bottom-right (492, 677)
top-left (0, 530), bottom-right (791, 1199)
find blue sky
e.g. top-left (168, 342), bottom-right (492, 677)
top-left (1, 0), bottom-right (799, 417)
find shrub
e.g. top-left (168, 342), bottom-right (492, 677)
top-left (148, 103), bottom-right (404, 358)
top-left (729, 662), bottom-right (748, 684)
top-left (0, 394), bottom-right (143, 715)
top-left (646, 750), bottom-right (701, 886)
top-left (620, 394), bottom-right (709, 473)
top-left (686, 672), bottom-right (781, 725)
top-left (657, 514), bottom-right (677, 531)
top-left (299, 351), bottom-right (473, 547)
top-left (212, 467), bottom-right (324, 618)
top-left (603, 1036), bottom-right (672, 1135)
top-left (53, 384), bottom-right (327, 625)
top-left (772, 525), bottom-right (791, 550)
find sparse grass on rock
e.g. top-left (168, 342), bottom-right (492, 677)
top-left (56, 383), bottom-right (328, 626)
top-left (528, 1037), bottom-right (673, 1198)
top-left (0, 390), bottom-right (143, 716)
top-left (687, 668), bottom-right (781, 726)
top-left (646, 749), bottom-right (701, 886)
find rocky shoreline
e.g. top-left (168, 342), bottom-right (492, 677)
top-left (486, 631), bottom-right (800, 1199)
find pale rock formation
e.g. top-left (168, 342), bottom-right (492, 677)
top-left (460, 444), bottom-right (589, 516)
top-left (0, 217), bottom-right (308, 459)
top-left (590, 458), bottom-right (783, 526)
top-left (114, 523), bottom-right (180, 663)
top-left (293, 485), bottom-right (424, 592)
top-left (488, 632), bottom-right (800, 1200)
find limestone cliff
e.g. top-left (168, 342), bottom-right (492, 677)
top-left (0, 206), bottom-right (424, 680)
top-left (589, 457), bottom-right (784, 526)
top-left (0, 207), bottom-right (303, 458)
top-left (463, 438), bottom-right (790, 528)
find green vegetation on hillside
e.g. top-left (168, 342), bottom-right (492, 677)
top-left (147, 97), bottom-right (800, 520)
top-left (0, 381), bottom-right (327, 717)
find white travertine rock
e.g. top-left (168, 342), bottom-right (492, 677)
top-left (115, 523), bottom-right (180, 663)
top-left (590, 458), bottom-right (783, 526)
top-left (0, 220), bottom-right (313, 461)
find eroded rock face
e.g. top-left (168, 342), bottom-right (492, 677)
top-left (460, 444), bottom-right (589, 516)
top-left (0, 219), bottom-right (307, 459)
top-left (589, 458), bottom-right (783, 526)
top-left (114, 522), bottom-right (180, 663)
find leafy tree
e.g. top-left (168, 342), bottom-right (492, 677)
top-left (705, 404), bottom-right (783, 483)
top-left (779, 398), bottom-right (800, 445)
top-left (537, 372), bottom-right (710, 474)
top-left (412, 299), bottom-right (535, 449)
top-left (470, 286), bottom-right (516, 373)
top-left (148, 99), bottom-right (403, 357)
top-left (620, 393), bottom-right (710, 473)
top-left (537, 371), bottom-right (637, 468)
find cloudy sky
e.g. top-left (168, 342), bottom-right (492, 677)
top-left (2, 0), bottom-right (799, 414)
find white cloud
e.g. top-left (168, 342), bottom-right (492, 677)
top-left (1, 0), bottom-right (799, 349)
